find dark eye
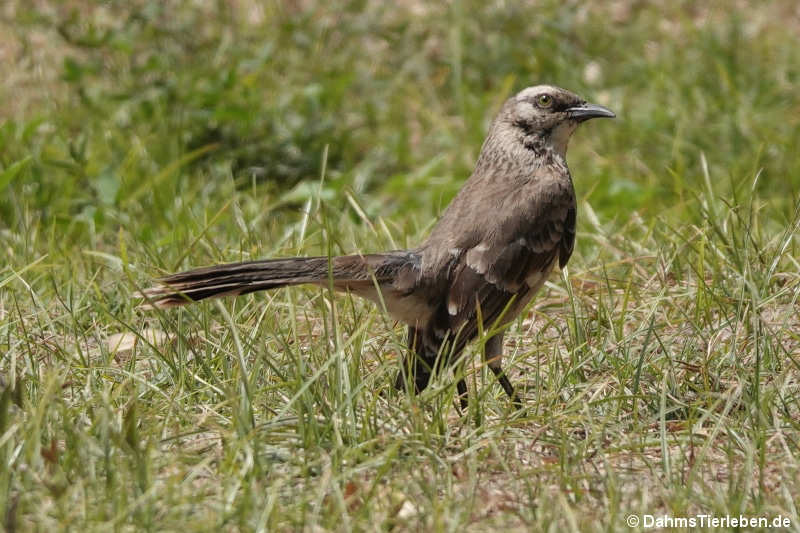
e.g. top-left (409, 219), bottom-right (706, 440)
top-left (536, 94), bottom-right (553, 108)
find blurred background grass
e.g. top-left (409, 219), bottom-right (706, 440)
top-left (3, 0), bottom-right (799, 254)
top-left (2, 1), bottom-right (800, 531)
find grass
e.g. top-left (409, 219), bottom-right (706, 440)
top-left (2, 0), bottom-right (800, 531)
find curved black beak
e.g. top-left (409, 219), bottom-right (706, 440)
top-left (567, 102), bottom-right (616, 122)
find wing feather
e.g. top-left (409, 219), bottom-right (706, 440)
top-left (445, 171), bottom-right (576, 322)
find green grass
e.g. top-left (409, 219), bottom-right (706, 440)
top-left (2, 1), bottom-right (800, 531)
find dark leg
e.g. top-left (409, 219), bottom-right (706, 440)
top-left (456, 375), bottom-right (468, 412)
top-left (485, 334), bottom-right (523, 408)
top-left (394, 326), bottom-right (433, 394)
top-left (393, 357), bottom-right (435, 394)
top-left (490, 367), bottom-right (522, 408)
top-left (396, 326), bottom-right (469, 411)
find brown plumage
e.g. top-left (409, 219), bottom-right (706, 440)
top-left (141, 85), bottom-right (615, 409)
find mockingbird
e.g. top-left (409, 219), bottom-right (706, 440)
top-left (142, 85), bottom-right (614, 409)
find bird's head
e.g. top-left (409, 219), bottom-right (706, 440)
top-left (495, 85), bottom-right (615, 159)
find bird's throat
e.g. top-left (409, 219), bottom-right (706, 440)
top-left (547, 120), bottom-right (578, 160)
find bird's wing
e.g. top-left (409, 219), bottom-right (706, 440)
top-left (443, 172), bottom-right (576, 344)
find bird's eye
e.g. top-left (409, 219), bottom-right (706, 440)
top-left (536, 94), bottom-right (553, 108)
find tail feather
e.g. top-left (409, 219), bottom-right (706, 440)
top-left (140, 252), bottom-right (417, 309)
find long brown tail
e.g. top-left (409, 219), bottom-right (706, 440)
top-left (140, 251), bottom-right (419, 309)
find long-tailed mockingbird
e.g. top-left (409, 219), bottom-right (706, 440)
top-left (142, 85), bottom-right (615, 409)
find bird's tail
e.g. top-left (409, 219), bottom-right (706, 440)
top-left (139, 252), bottom-right (414, 309)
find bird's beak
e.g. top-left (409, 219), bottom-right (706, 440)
top-left (567, 102), bottom-right (616, 122)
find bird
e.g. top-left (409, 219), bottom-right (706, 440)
top-left (141, 85), bottom-right (614, 409)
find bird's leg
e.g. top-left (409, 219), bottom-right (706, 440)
top-left (485, 333), bottom-right (523, 408)
top-left (394, 326), bottom-right (434, 395)
top-left (455, 371), bottom-right (469, 412)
